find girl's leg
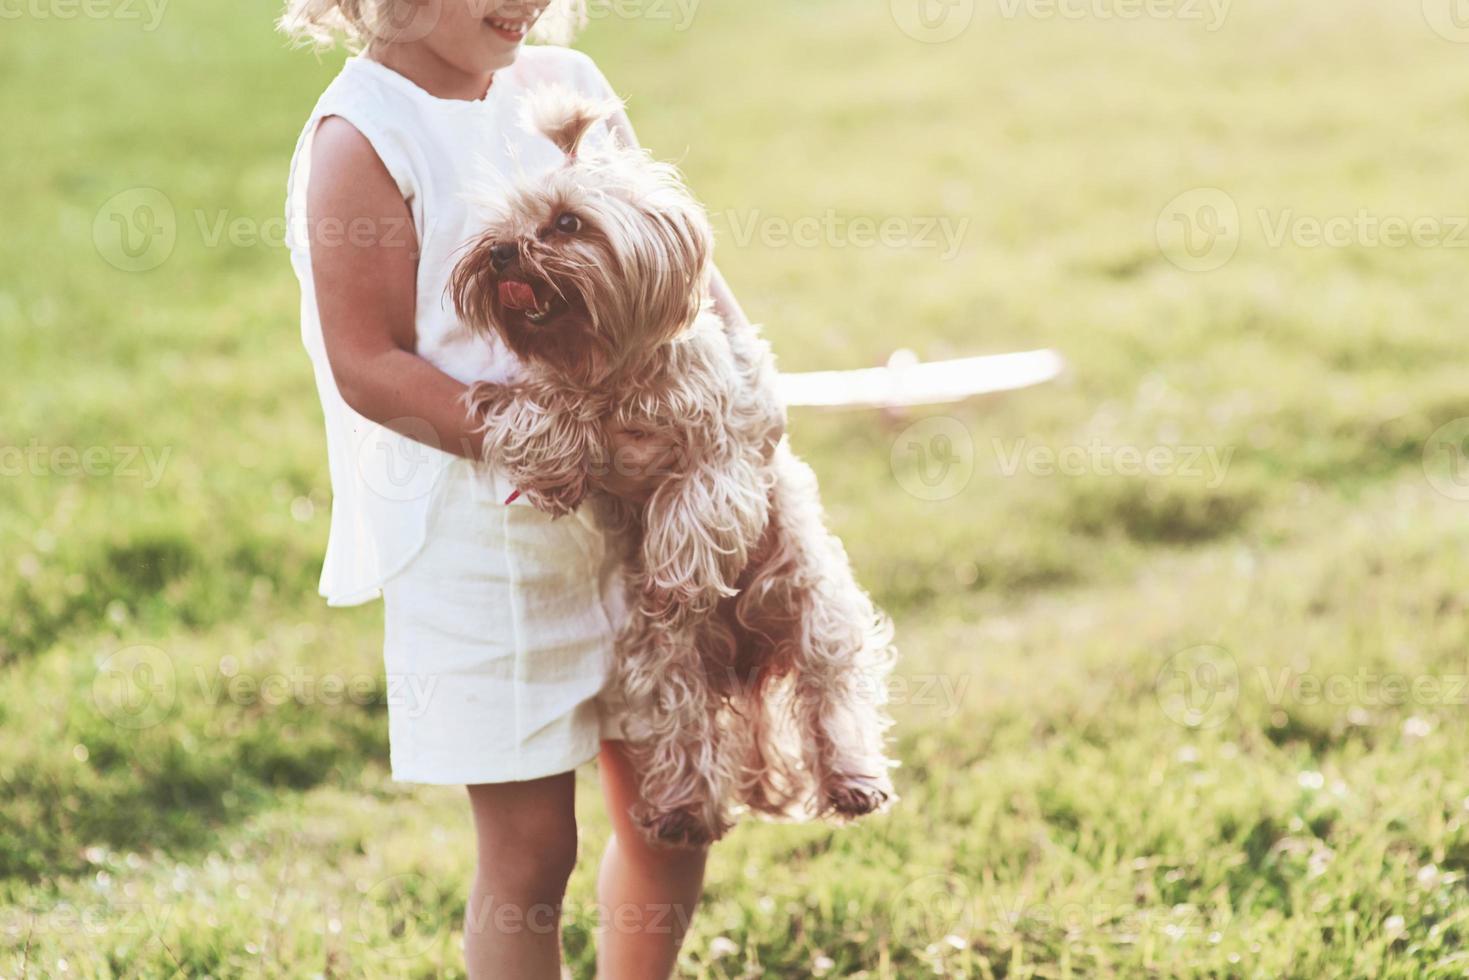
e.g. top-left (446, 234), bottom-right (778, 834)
top-left (464, 773), bottom-right (579, 980)
top-left (595, 740), bottom-right (709, 980)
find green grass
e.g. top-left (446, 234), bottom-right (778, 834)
top-left (4, 0), bottom-right (1469, 975)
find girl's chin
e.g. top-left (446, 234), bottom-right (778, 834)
top-left (481, 35), bottom-right (527, 66)
top-left (456, 43), bottom-right (521, 77)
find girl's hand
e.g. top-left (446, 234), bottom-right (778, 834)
top-left (600, 426), bottom-right (678, 504)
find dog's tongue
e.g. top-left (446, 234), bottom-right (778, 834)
top-left (498, 279), bottom-right (537, 311)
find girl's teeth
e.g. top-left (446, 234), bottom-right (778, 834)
top-left (490, 19), bottom-right (527, 32)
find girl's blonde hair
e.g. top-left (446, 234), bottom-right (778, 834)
top-left (279, 0), bottom-right (586, 49)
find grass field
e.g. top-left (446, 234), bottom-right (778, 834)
top-left (5, 0), bottom-right (1469, 975)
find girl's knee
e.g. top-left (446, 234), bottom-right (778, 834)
top-left (468, 778), bottom-right (580, 898)
top-left (613, 830), bottom-right (709, 874)
top-left (483, 819), bottom-right (578, 893)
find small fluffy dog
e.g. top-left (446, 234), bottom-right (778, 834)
top-left (451, 87), bottom-right (896, 846)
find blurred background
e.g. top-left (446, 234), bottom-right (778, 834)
top-left (4, 0), bottom-right (1469, 975)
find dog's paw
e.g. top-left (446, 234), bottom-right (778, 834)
top-left (821, 773), bottom-right (894, 819)
top-left (633, 804), bottom-right (720, 849)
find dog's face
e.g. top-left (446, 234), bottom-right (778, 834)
top-left (452, 90), bottom-right (713, 385)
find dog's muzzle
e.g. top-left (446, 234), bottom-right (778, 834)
top-left (490, 240), bottom-right (519, 271)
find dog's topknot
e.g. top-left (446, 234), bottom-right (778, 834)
top-left (525, 84), bottom-right (624, 160)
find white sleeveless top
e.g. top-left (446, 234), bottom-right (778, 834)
top-left (285, 47), bottom-right (619, 606)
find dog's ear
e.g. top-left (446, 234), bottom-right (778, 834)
top-left (449, 234), bottom-right (498, 336)
top-left (525, 84), bottom-right (625, 161)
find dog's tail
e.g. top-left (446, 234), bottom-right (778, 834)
top-left (525, 84), bottom-right (625, 160)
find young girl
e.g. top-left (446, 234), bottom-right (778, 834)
top-left (281, 1), bottom-right (759, 975)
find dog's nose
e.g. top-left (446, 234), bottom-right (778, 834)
top-left (490, 241), bottom-right (519, 270)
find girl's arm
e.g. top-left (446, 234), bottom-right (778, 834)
top-left (308, 116), bottom-right (484, 459)
top-left (708, 267), bottom-right (751, 334)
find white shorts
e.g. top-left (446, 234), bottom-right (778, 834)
top-left (381, 464), bottom-right (628, 784)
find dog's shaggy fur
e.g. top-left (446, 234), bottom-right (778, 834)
top-left (450, 87), bottom-right (897, 846)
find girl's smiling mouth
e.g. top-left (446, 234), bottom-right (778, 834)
top-left (484, 16), bottom-right (531, 42)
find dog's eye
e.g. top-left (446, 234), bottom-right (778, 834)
top-left (554, 213), bottom-right (581, 234)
